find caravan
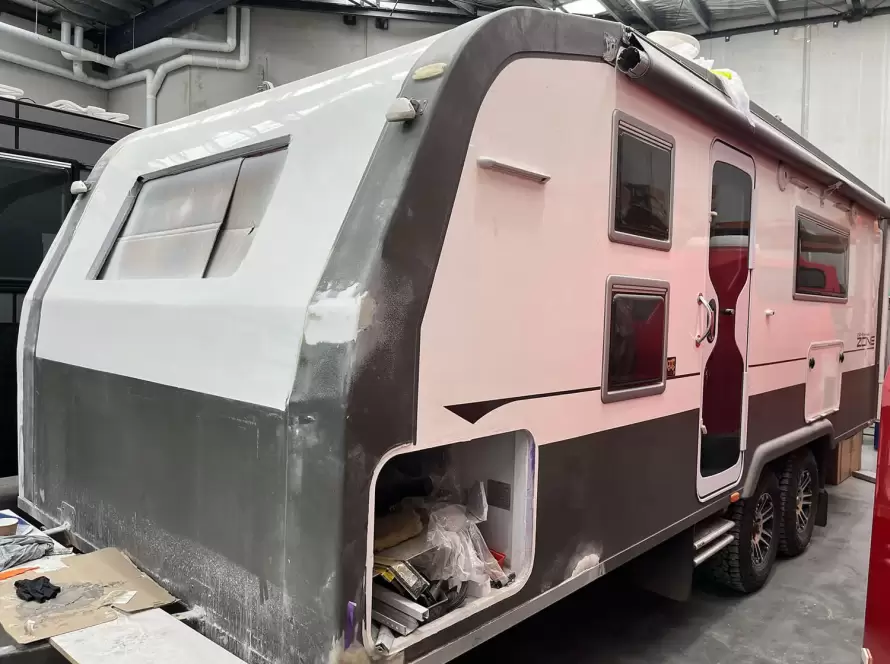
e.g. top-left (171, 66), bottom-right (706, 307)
top-left (16, 8), bottom-right (887, 663)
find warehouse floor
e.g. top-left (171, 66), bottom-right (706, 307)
top-left (459, 473), bottom-right (875, 664)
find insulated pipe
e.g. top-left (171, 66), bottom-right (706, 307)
top-left (0, 46), bottom-right (152, 92)
top-left (73, 25), bottom-right (84, 77)
top-left (114, 5), bottom-right (238, 67)
top-left (0, 7), bottom-right (247, 128)
top-left (0, 19), bottom-right (117, 68)
top-left (60, 22), bottom-right (73, 60)
top-left (146, 8), bottom-right (250, 126)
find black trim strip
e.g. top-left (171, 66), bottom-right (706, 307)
top-left (844, 347), bottom-right (870, 354)
top-left (445, 371), bottom-right (702, 423)
top-left (446, 386), bottom-right (601, 424)
top-left (749, 357), bottom-right (807, 368)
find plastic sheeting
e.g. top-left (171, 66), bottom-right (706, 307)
top-left (0, 534), bottom-right (55, 572)
top-left (414, 504), bottom-right (509, 588)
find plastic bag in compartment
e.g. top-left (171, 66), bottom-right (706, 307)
top-left (414, 504), bottom-right (509, 588)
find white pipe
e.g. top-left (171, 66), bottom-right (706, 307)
top-left (0, 19), bottom-right (117, 68)
top-left (147, 8), bottom-right (250, 126)
top-left (0, 46), bottom-right (152, 92)
top-left (60, 21), bottom-right (73, 60)
top-left (0, 7), bottom-right (248, 128)
top-left (73, 25), bottom-right (84, 77)
top-left (114, 5), bottom-right (238, 67)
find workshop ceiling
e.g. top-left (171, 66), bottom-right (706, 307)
top-left (0, 0), bottom-right (879, 55)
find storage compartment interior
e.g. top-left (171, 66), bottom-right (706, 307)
top-left (368, 431), bottom-right (536, 655)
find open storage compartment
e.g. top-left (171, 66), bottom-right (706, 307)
top-left (366, 430), bottom-right (536, 656)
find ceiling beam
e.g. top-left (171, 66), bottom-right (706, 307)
top-left (103, 0), bottom-right (240, 56)
top-left (686, 0), bottom-right (711, 31)
top-left (624, 0), bottom-right (659, 29)
top-left (246, 0), bottom-right (484, 23)
top-left (761, 0), bottom-right (779, 21)
top-left (446, 0), bottom-right (476, 14)
top-left (595, 0), bottom-right (636, 24)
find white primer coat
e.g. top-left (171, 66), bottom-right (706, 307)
top-left (304, 284), bottom-right (369, 346)
top-left (34, 38), bottom-right (438, 410)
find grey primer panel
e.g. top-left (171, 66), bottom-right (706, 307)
top-left (24, 9), bottom-right (882, 664)
top-left (32, 360), bottom-right (289, 659)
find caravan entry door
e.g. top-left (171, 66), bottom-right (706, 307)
top-left (696, 141), bottom-right (755, 499)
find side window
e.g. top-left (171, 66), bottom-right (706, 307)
top-left (610, 113), bottom-right (674, 251)
top-left (97, 147), bottom-right (286, 280)
top-left (794, 210), bottom-right (849, 302)
top-left (602, 276), bottom-right (669, 403)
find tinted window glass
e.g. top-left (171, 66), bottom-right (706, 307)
top-left (614, 131), bottom-right (672, 242)
top-left (710, 162), bottom-right (752, 238)
top-left (607, 293), bottom-right (666, 392)
top-left (0, 159), bottom-right (70, 285)
top-left (795, 214), bottom-right (848, 299)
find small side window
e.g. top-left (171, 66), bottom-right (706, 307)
top-left (97, 147), bottom-right (286, 280)
top-left (610, 113), bottom-right (674, 251)
top-left (793, 210), bottom-right (849, 302)
top-left (602, 276), bottom-right (669, 403)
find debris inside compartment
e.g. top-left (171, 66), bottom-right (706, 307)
top-left (371, 446), bottom-right (517, 639)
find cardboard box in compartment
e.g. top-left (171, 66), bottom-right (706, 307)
top-left (828, 432), bottom-right (864, 485)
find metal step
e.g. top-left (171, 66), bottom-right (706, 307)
top-left (693, 517), bottom-right (735, 551)
top-left (693, 533), bottom-right (735, 567)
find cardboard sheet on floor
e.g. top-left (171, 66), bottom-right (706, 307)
top-left (50, 608), bottom-right (244, 664)
top-left (0, 548), bottom-right (176, 643)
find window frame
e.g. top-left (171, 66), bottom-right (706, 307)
top-left (88, 136), bottom-right (290, 280)
top-left (601, 275), bottom-right (670, 404)
top-left (792, 207), bottom-right (850, 304)
top-left (608, 111), bottom-right (675, 252)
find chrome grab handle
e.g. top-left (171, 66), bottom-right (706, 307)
top-left (695, 294), bottom-right (714, 347)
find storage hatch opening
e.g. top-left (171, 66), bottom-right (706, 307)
top-left (367, 430), bottom-right (537, 654)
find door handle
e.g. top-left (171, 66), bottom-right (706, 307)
top-left (695, 294), bottom-right (715, 347)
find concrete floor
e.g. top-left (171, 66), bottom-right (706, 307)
top-left (459, 476), bottom-right (875, 664)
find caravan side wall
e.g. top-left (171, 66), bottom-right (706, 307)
top-left (403, 55), bottom-right (879, 660)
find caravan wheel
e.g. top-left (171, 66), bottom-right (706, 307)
top-left (707, 472), bottom-right (780, 593)
top-left (778, 449), bottom-right (818, 557)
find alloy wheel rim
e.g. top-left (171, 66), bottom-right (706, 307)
top-left (796, 469), bottom-right (813, 534)
top-left (751, 492), bottom-right (774, 569)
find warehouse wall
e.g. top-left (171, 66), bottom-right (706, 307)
top-left (700, 18), bottom-right (890, 198)
top-left (108, 8), bottom-right (449, 126)
top-left (0, 13), bottom-right (107, 109)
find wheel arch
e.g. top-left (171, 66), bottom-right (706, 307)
top-left (742, 419), bottom-right (835, 499)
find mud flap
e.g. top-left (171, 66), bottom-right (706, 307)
top-left (815, 487), bottom-right (829, 527)
top-left (626, 528), bottom-right (694, 602)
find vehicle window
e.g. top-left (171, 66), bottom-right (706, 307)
top-left (794, 212), bottom-right (849, 301)
top-left (602, 278), bottom-right (669, 403)
top-left (99, 148), bottom-right (286, 280)
top-left (611, 120), bottom-right (673, 250)
top-left (0, 157), bottom-right (70, 286)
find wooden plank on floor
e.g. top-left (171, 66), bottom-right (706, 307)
top-left (50, 609), bottom-right (244, 664)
